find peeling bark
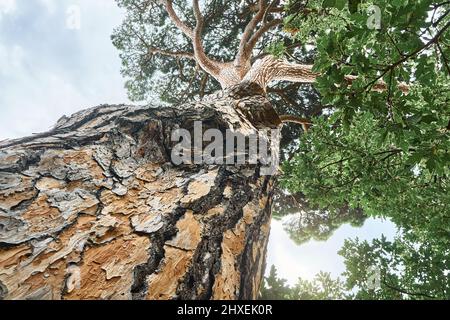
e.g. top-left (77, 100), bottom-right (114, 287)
top-left (0, 83), bottom-right (278, 300)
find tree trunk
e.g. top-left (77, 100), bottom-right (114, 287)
top-left (0, 83), bottom-right (279, 300)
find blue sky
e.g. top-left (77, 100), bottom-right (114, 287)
top-left (0, 0), bottom-right (397, 286)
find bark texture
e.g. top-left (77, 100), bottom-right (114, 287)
top-left (0, 84), bottom-right (278, 300)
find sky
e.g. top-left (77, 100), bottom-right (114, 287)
top-left (0, 0), bottom-right (130, 140)
top-left (0, 0), bottom-right (397, 286)
top-left (266, 217), bottom-right (397, 285)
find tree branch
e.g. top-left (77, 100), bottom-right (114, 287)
top-left (279, 115), bottom-right (312, 131)
top-left (262, 0), bottom-right (279, 24)
top-left (191, 0), bottom-right (221, 77)
top-left (161, 0), bottom-right (194, 38)
top-left (382, 280), bottom-right (438, 300)
top-left (247, 18), bottom-right (283, 54)
top-left (244, 55), bottom-right (318, 89)
top-left (236, 0), bottom-right (268, 67)
top-left (148, 47), bottom-right (195, 59)
top-left (159, 0), bottom-right (222, 81)
top-left (244, 55), bottom-right (410, 94)
top-left (363, 19), bottom-right (450, 92)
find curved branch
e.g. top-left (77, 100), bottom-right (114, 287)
top-left (245, 55), bottom-right (410, 94)
top-left (279, 115), bottom-right (312, 131)
top-left (148, 47), bottom-right (195, 59)
top-left (236, 0), bottom-right (268, 67)
top-left (244, 55), bottom-right (318, 89)
top-left (191, 0), bottom-right (221, 77)
top-left (161, 0), bottom-right (194, 38)
top-left (238, 0), bottom-right (283, 66)
top-left (247, 18), bottom-right (283, 53)
top-left (159, 0), bottom-right (223, 82)
top-left (192, 0), bottom-right (204, 28)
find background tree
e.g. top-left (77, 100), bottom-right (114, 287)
top-left (277, 0), bottom-right (449, 299)
top-left (272, 191), bottom-right (366, 244)
top-left (260, 231), bottom-right (449, 300)
top-left (260, 265), bottom-right (347, 300)
top-left (259, 266), bottom-right (293, 299)
top-left (339, 232), bottom-right (450, 300)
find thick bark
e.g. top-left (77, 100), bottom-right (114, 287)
top-left (244, 56), bottom-right (317, 89)
top-left (0, 83), bottom-right (279, 300)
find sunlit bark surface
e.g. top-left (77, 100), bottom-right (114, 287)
top-left (0, 83), bottom-right (278, 300)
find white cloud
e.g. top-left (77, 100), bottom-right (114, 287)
top-left (0, 43), bottom-right (88, 139)
top-left (0, 0), bottom-right (16, 17)
top-left (0, 1), bottom-right (130, 140)
top-left (37, 0), bottom-right (56, 14)
top-left (0, 44), bottom-right (25, 76)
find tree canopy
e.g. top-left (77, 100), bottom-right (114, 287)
top-left (272, 191), bottom-right (366, 244)
top-left (260, 265), bottom-right (347, 300)
top-left (281, 0), bottom-right (449, 245)
top-left (260, 230), bottom-right (449, 300)
top-left (339, 231), bottom-right (450, 299)
top-left (278, 0), bottom-right (449, 299)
